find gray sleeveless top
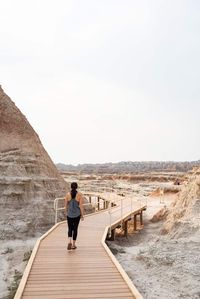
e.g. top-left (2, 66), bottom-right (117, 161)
top-left (67, 194), bottom-right (81, 218)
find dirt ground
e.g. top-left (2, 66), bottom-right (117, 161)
top-left (0, 238), bottom-right (38, 299)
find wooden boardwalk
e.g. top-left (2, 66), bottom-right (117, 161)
top-left (15, 195), bottom-right (146, 299)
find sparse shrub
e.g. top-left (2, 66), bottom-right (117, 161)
top-left (23, 249), bottom-right (32, 262)
top-left (7, 269), bottom-right (22, 299)
top-left (2, 247), bottom-right (13, 254)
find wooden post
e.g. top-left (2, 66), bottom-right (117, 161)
top-left (106, 229), bottom-right (115, 241)
top-left (124, 220), bottom-right (128, 237)
top-left (89, 196), bottom-right (91, 204)
top-left (97, 196), bottom-right (100, 210)
top-left (134, 214), bottom-right (137, 231)
top-left (103, 199), bottom-right (106, 209)
top-left (140, 211), bottom-right (143, 226)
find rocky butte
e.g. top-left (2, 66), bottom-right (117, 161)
top-left (0, 86), bottom-right (68, 240)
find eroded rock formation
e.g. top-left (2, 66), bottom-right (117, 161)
top-left (163, 168), bottom-right (200, 238)
top-left (0, 86), bottom-right (68, 239)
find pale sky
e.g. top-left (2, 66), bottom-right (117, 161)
top-left (1, 0), bottom-right (200, 165)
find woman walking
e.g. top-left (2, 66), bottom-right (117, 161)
top-left (64, 182), bottom-right (84, 250)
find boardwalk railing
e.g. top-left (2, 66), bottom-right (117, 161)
top-left (54, 197), bottom-right (65, 224)
top-left (54, 193), bottom-right (147, 239)
top-left (54, 193), bottom-right (111, 224)
top-left (107, 195), bottom-right (147, 239)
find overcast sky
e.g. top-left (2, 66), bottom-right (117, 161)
top-left (1, 0), bottom-right (200, 165)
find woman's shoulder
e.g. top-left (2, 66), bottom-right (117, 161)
top-left (77, 192), bottom-right (83, 199)
top-left (65, 192), bottom-right (71, 200)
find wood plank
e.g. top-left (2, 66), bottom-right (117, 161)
top-left (23, 293), bottom-right (133, 298)
top-left (24, 288), bottom-right (130, 294)
top-left (28, 279), bottom-right (123, 284)
top-left (26, 280), bottom-right (125, 290)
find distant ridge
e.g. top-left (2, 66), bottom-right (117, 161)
top-left (56, 160), bottom-right (200, 174)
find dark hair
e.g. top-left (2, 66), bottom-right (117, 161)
top-left (71, 182), bottom-right (78, 199)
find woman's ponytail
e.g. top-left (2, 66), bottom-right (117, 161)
top-left (71, 182), bottom-right (78, 199)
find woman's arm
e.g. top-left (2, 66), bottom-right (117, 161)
top-left (64, 194), bottom-right (68, 215)
top-left (79, 193), bottom-right (84, 220)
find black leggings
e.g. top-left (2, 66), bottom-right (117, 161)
top-left (67, 215), bottom-right (81, 241)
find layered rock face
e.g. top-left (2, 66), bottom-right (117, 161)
top-left (0, 86), bottom-right (68, 239)
top-left (163, 169), bottom-right (200, 238)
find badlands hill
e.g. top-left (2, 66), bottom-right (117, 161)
top-left (0, 86), bottom-right (68, 240)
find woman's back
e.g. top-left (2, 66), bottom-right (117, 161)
top-left (67, 192), bottom-right (81, 218)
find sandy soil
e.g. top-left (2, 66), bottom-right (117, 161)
top-left (0, 238), bottom-right (38, 299)
top-left (108, 195), bottom-right (200, 299)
